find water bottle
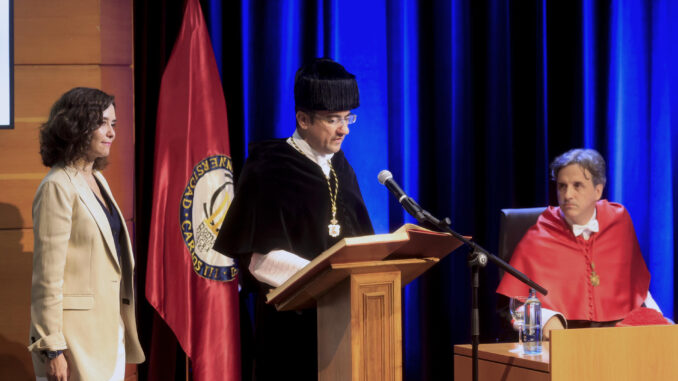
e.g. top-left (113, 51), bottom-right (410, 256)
top-left (522, 288), bottom-right (542, 355)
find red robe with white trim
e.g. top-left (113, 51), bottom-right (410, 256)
top-left (497, 200), bottom-right (650, 322)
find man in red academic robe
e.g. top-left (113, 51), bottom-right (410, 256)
top-left (497, 149), bottom-right (665, 335)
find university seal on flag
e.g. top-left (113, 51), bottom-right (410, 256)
top-left (180, 154), bottom-right (238, 281)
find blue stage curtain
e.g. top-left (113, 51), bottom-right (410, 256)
top-left (200, 0), bottom-right (678, 379)
top-left (606, 0), bottom-right (677, 319)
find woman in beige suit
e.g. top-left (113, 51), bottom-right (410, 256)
top-left (28, 87), bottom-right (144, 381)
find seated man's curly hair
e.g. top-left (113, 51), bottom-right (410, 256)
top-left (39, 87), bottom-right (115, 170)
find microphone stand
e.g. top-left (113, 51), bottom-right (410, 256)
top-left (412, 209), bottom-right (547, 381)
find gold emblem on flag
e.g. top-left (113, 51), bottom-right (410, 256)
top-left (196, 186), bottom-right (231, 253)
top-left (180, 155), bottom-right (238, 281)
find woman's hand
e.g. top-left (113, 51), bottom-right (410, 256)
top-left (47, 353), bottom-right (69, 381)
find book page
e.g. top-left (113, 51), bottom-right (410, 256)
top-left (249, 250), bottom-right (310, 288)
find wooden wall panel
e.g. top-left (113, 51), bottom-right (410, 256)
top-left (14, 65), bottom-right (102, 119)
top-left (101, 0), bottom-right (134, 65)
top-left (0, 177), bottom-right (41, 229)
top-left (0, 227), bottom-right (34, 380)
top-left (0, 122), bottom-right (43, 175)
top-left (14, 0), bottom-right (101, 64)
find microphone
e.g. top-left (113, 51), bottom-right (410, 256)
top-left (378, 170), bottom-right (426, 222)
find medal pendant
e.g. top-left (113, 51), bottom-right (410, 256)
top-left (590, 262), bottom-right (600, 286)
top-left (590, 272), bottom-right (600, 287)
top-left (328, 219), bottom-right (341, 237)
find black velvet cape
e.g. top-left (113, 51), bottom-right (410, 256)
top-left (214, 139), bottom-right (373, 260)
top-left (213, 139), bottom-right (374, 380)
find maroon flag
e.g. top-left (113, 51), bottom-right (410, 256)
top-left (145, 0), bottom-right (240, 380)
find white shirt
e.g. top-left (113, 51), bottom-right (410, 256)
top-left (287, 130), bottom-right (334, 177)
top-left (564, 209), bottom-right (599, 240)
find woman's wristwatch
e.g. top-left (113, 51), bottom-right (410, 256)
top-left (44, 350), bottom-right (63, 359)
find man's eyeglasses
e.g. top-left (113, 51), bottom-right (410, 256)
top-left (319, 113), bottom-right (357, 127)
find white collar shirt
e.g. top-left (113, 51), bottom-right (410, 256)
top-left (287, 130), bottom-right (334, 177)
top-left (570, 209), bottom-right (599, 240)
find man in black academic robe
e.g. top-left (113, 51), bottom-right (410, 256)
top-left (213, 58), bottom-right (374, 380)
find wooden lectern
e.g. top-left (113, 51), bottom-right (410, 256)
top-left (266, 224), bottom-right (464, 381)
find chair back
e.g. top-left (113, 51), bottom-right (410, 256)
top-left (497, 207), bottom-right (546, 278)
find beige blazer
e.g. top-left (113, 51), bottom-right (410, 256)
top-left (28, 165), bottom-right (144, 380)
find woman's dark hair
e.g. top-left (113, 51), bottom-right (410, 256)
top-left (39, 87), bottom-right (115, 170)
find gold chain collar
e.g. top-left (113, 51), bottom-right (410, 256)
top-left (289, 137), bottom-right (341, 237)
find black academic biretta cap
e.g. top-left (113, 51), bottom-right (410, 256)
top-left (294, 58), bottom-right (360, 112)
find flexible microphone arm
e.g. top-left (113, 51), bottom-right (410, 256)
top-left (377, 169), bottom-right (547, 294)
top-left (422, 209), bottom-right (546, 295)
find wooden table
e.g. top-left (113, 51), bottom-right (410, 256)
top-left (453, 342), bottom-right (550, 381)
top-left (454, 325), bottom-right (678, 380)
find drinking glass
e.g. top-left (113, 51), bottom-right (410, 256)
top-left (509, 296), bottom-right (528, 346)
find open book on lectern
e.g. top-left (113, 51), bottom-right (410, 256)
top-left (266, 223), bottom-right (466, 310)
